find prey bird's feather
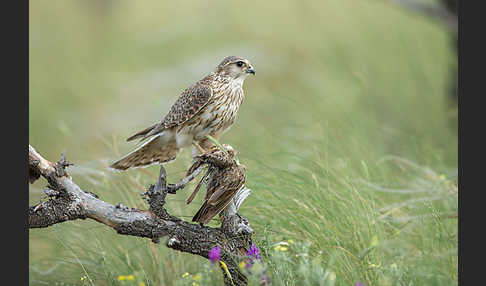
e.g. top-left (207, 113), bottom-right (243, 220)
top-left (188, 145), bottom-right (246, 225)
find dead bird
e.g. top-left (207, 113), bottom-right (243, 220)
top-left (186, 144), bottom-right (246, 225)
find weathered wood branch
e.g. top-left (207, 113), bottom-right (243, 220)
top-left (28, 145), bottom-right (254, 286)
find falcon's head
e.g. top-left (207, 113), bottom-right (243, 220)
top-left (216, 56), bottom-right (255, 79)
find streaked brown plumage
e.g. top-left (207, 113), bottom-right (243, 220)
top-left (110, 56), bottom-right (255, 171)
top-left (187, 145), bottom-right (246, 225)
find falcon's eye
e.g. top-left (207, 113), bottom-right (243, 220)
top-left (236, 61), bottom-right (244, 67)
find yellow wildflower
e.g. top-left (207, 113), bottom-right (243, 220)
top-left (117, 275), bottom-right (135, 281)
top-left (274, 245), bottom-right (288, 251)
top-left (239, 261), bottom-right (246, 270)
top-left (287, 239), bottom-right (294, 244)
top-left (369, 262), bottom-right (382, 268)
top-left (139, 282), bottom-right (146, 286)
top-left (192, 274), bottom-right (201, 281)
top-left (192, 282), bottom-right (199, 286)
top-left (80, 276), bottom-right (87, 281)
top-left (182, 272), bottom-right (190, 278)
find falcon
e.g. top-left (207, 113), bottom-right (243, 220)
top-left (185, 144), bottom-right (246, 225)
top-left (110, 56), bottom-right (255, 171)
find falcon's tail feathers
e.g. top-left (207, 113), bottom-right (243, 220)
top-left (109, 136), bottom-right (179, 171)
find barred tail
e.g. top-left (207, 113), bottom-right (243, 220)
top-left (109, 136), bottom-right (179, 171)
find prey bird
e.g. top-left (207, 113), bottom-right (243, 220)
top-left (186, 144), bottom-right (246, 225)
top-left (110, 56), bottom-right (255, 171)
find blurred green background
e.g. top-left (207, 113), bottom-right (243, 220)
top-left (29, 0), bottom-right (457, 285)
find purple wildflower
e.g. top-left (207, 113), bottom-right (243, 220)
top-left (245, 262), bottom-right (253, 270)
top-left (208, 245), bottom-right (221, 263)
top-left (356, 283), bottom-right (364, 286)
top-left (246, 242), bottom-right (262, 262)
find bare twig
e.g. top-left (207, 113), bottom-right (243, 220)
top-left (166, 165), bottom-right (204, 194)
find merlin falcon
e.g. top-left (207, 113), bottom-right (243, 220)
top-left (110, 56), bottom-right (255, 170)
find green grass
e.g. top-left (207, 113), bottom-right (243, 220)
top-left (29, 0), bottom-right (457, 285)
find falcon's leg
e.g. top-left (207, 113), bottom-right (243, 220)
top-left (192, 138), bottom-right (214, 157)
top-left (193, 142), bottom-right (207, 154)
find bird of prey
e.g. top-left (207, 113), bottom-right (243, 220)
top-left (186, 144), bottom-right (246, 225)
top-left (109, 56), bottom-right (255, 171)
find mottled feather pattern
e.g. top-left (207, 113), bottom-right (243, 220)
top-left (136, 83), bottom-right (213, 141)
top-left (188, 146), bottom-right (246, 225)
top-left (180, 75), bottom-right (244, 142)
top-left (110, 56), bottom-right (252, 171)
top-left (110, 137), bottom-right (179, 170)
top-left (161, 83), bottom-right (214, 130)
top-left (191, 164), bottom-right (246, 224)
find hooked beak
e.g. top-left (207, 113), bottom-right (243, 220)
top-left (247, 67), bottom-right (255, 75)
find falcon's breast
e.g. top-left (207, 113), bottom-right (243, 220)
top-left (179, 76), bottom-right (245, 140)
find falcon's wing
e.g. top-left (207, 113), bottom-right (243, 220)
top-left (126, 83), bottom-right (213, 142)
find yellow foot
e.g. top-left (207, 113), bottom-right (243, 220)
top-left (193, 142), bottom-right (207, 154)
